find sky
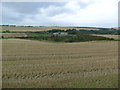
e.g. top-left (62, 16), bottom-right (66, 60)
top-left (1, 0), bottom-right (119, 28)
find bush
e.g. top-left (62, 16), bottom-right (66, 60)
top-left (17, 33), bottom-right (115, 42)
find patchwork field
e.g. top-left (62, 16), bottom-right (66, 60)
top-left (2, 39), bottom-right (118, 88)
top-left (92, 34), bottom-right (119, 40)
top-left (2, 33), bottom-right (28, 38)
top-left (1, 26), bottom-right (99, 32)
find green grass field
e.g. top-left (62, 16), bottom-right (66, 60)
top-left (2, 39), bottom-right (118, 88)
top-left (30, 33), bottom-right (51, 37)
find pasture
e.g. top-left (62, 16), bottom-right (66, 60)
top-left (2, 39), bottom-right (118, 88)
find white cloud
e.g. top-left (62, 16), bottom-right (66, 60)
top-left (2, 0), bottom-right (119, 27)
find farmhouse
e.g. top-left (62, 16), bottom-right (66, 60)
top-left (53, 32), bottom-right (68, 35)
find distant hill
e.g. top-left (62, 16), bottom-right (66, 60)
top-left (0, 26), bottom-right (119, 35)
top-left (0, 26), bottom-right (100, 32)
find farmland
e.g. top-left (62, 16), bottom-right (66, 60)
top-left (1, 26), bottom-right (118, 42)
top-left (92, 34), bottom-right (119, 40)
top-left (0, 26), bottom-right (99, 32)
top-left (1, 26), bottom-right (119, 88)
top-left (1, 33), bottom-right (28, 38)
top-left (2, 39), bottom-right (118, 88)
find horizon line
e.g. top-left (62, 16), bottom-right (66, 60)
top-left (0, 25), bottom-right (118, 28)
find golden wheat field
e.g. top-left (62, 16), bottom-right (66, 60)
top-left (0, 26), bottom-right (99, 32)
top-left (2, 39), bottom-right (118, 88)
top-left (2, 33), bottom-right (28, 38)
top-left (92, 34), bottom-right (119, 40)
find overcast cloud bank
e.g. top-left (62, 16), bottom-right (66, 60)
top-left (1, 0), bottom-right (119, 27)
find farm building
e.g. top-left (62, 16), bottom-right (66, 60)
top-left (53, 32), bottom-right (68, 35)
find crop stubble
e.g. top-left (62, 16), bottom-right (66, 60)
top-left (2, 39), bottom-right (118, 88)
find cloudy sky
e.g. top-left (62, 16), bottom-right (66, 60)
top-left (1, 0), bottom-right (119, 27)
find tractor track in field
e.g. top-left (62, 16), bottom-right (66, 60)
top-left (2, 67), bottom-right (118, 80)
top-left (3, 50), bottom-right (117, 56)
